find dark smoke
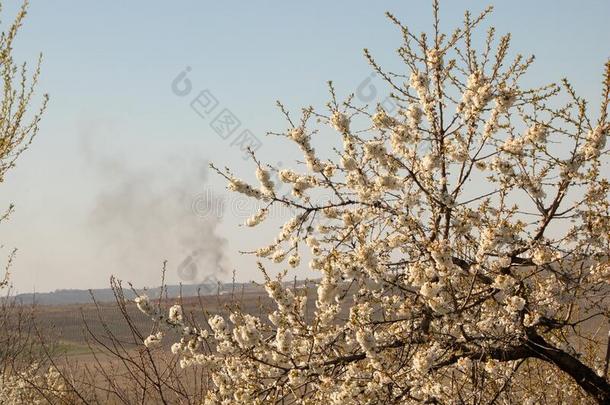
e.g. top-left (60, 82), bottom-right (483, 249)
top-left (79, 118), bottom-right (227, 288)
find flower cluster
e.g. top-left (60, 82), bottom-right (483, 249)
top-left (140, 4), bottom-right (610, 403)
top-left (0, 365), bottom-right (69, 404)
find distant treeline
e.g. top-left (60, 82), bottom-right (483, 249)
top-left (13, 282), bottom-right (237, 305)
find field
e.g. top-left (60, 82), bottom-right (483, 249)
top-left (32, 285), bottom-right (272, 351)
top-left (0, 285), bottom-right (282, 403)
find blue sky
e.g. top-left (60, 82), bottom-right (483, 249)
top-left (1, 1), bottom-right (609, 292)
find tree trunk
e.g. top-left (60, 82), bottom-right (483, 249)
top-left (527, 330), bottom-right (610, 404)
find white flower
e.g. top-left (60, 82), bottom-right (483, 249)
top-left (422, 153), bottom-right (440, 171)
top-left (256, 167), bottom-right (275, 195)
top-left (492, 274), bottom-right (516, 291)
top-left (134, 295), bottom-right (153, 315)
top-left (426, 48), bottom-right (443, 70)
top-left (271, 249), bottom-right (286, 263)
top-left (495, 88), bottom-right (516, 113)
top-left (459, 70), bottom-right (492, 118)
top-left (524, 124), bottom-right (547, 144)
top-left (275, 328), bottom-right (293, 352)
top-left (581, 124), bottom-right (607, 159)
top-left (288, 254), bottom-right (300, 268)
top-left (228, 177), bottom-right (264, 199)
top-left (372, 109), bottom-right (396, 129)
top-left (245, 208), bottom-right (268, 227)
top-left (331, 112), bottom-right (350, 133)
top-left (406, 104), bottom-right (423, 129)
top-left (505, 295), bottom-right (526, 313)
top-left (169, 304), bottom-right (183, 323)
top-left (502, 136), bottom-right (524, 155)
top-left (531, 245), bottom-right (554, 265)
top-left (279, 169), bottom-right (298, 183)
top-left (289, 127), bottom-right (306, 142)
top-left (208, 315), bottom-right (226, 334)
top-left (497, 255), bottom-right (511, 268)
top-left (144, 331), bottom-right (163, 348)
top-left (412, 344), bottom-right (441, 374)
top-left (171, 342), bottom-right (182, 354)
top-left (456, 357), bottom-right (473, 372)
top-left (355, 329), bottom-right (376, 353)
top-left (288, 369), bottom-right (306, 386)
top-left (420, 281), bottom-right (441, 298)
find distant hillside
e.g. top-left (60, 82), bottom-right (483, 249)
top-left (14, 282), bottom-right (249, 306)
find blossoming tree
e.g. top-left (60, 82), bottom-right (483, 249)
top-left (0, 2), bottom-right (63, 403)
top-left (0, 0), bottom-right (47, 287)
top-left (138, 2), bottom-right (610, 403)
